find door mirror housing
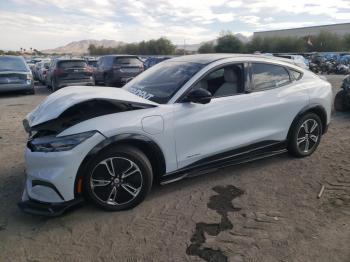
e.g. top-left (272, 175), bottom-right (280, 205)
top-left (184, 88), bottom-right (212, 104)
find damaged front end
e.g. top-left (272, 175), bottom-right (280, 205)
top-left (19, 86), bottom-right (158, 216)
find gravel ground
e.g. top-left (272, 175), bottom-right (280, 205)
top-left (0, 75), bottom-right (349, 262)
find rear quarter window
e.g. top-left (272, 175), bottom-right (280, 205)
top-left (252, 63), bottom-right (291, 91)
top-left (290, 70), bottom-right (302, 80)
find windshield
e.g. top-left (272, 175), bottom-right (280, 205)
top-left (124, 61), bottom-right (204, 104)
top-left (0, 56), bottom-right (28, 72)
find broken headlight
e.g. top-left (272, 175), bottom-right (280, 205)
top-left (27, 131), bottom-right (97, 152)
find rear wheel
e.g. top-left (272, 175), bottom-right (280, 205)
top-left (288, 113), bottom-right (322, 157)
top-left (84, 145), bottom-right (153, 211)
top-left (51, 79), bottom-right (58, 92)
top-left (26, 88), bottom-right (35, 95)
top-left (334, 90), bottom-right (350, 112)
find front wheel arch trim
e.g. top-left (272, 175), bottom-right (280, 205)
top-left (74, 133), bottom-right (166, 198)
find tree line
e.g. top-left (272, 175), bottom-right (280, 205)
top-left (88, 37), bottom-right (177, 55)
top-left (199, 31), bottom-right (350, 54)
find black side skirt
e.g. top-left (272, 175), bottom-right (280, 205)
top-left (160, 140), bottom-right (287, 185)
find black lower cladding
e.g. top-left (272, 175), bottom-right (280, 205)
top-left (161, 140), bottom-right (287, 184)
top-left (31, 180), bottom-right (65, 200)
top-left (18, 197), bottom-right (84, 217)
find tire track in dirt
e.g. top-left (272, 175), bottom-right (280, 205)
top-left (186, 185), bottom-right (244, 262)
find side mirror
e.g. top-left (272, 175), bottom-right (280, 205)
top-left (185, 88), bottom-right (212, 104)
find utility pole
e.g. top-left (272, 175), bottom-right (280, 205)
top-left (183, 39), bottom-right (186, 55)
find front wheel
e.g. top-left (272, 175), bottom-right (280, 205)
top-left (288, 113), bottom-right (322, 158)
top-left (84, 145), bottom-right (153, 211)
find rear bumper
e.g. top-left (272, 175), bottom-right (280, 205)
top-left (18, 197), bottom-right (84, 217)
top-left (0, 82), bottom-right (33, 92)
top-left (57, 79), bottom-right (94, 88)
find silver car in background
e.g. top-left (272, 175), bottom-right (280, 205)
top-left (0, 56), bottom-right (35, 94)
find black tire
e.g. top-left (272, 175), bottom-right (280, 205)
top-left (288, 113), bottom-right (322, 158)
top-left (84, 145), bottom-right (153, 211)
top-left (51, 79), bottom-right (58, 92)
top-left (334, 90), bottom-right (350, 112)
top-left (26, 88), bottom-right (35, 95)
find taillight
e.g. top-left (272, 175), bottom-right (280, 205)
top-left (112, 65), bottom-right (121, 70)
top-left (139, 64), bottom-right (144, 70)
top-left (43, 69), bottom-right (47, 75)
top-left (54, 68), bottom-right (65, 76)
top-left (85, 66), bottom-right (93, 73)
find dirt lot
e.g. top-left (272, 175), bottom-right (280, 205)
top-left (0, 76), bottom-right (349, 262)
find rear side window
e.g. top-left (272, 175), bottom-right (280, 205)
top-left (115, 57), bottom-right (142, 66)
top-left (58, 61), bottom-right (87, 69)
top-left (251, 63), bottom-right (291, 91)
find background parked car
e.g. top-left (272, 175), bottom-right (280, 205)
top-left (334, 74), bottom-right (350, 112)
top-left (274, 54), bottom-right (309, 69)
top-left (46, 58), bottom-right (94, 91)
top-left (94, 55), bottom-right (144, 86)
top-left (144, 56), bottom-right (172, 69)
top-left (37, 60), bottom-right (51, 84)
top-left (0, 55), bottom-right (35, 94)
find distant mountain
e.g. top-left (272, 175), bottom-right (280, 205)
top-left (42, 39), bottom-right (124, 55)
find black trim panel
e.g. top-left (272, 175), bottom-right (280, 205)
top-left (18, 197), bottom-right (84, 217)
top-left (32, 180), bottom-right (65, 201)
top-left (161, 140), bottom-right (287, 185)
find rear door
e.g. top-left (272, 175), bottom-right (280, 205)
top-left (245, 62), bottom-right (309, 142)
top-left (95, 57), bottom-right (105, 81)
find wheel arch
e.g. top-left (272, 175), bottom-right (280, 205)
top-left (74, 133), bottom-right (166, 198)
top-left (287, 104), bottom-right (328, 141)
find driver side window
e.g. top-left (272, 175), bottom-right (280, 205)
top-left (193, 64), bottom-right (244, 98)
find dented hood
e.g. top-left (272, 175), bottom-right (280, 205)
top-left (26, 86), bottom-right (158, 127)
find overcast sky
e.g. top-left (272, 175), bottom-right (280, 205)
top-left (0, 0), bottom-right (350, 50)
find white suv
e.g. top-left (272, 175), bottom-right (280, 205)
top-left (19, 54), bottom-right (332, 216)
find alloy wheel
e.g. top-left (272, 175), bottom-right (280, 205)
top-left (90, 157), bottom-right (143, 206)
top-left (297, 119), bottom-right (320, 153)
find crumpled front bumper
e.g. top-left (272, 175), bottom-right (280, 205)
top-left (18, 132), bottom-right (106, 216)
top-left (18, 185), bottom-right (84, 216)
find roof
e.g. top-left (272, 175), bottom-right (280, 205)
top-left (100, 54), bottom-right (139, 58)
top-left (167, 54), bottom-right (305, 70)
top-left (168, 53), bottom-right (300, 65)
top-left (255, 22), bottom-right (350, 34)
top-left (169, 54), bottom-right (248, 64)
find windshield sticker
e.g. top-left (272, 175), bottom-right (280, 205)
top-left (128, 87), bottom-right (154, 100)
